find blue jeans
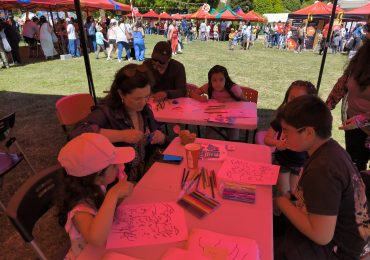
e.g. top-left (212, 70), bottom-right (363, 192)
top-left (88, 35), bottom-right (96, 52)
top-left (68, 39), bottom-right (80, 57)
top-left (117, 41), bottom-right (131, 61)
top-left (134, 40), bottom-right (145, 61)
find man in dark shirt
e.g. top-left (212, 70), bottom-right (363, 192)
top-left (275, 95), bottom-right (370, 259)
top-left (143, 41), bottom-right (186, 101)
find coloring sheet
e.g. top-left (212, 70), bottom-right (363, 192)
top-left (187, 229), bottom-right (259, 260)
top-left (217, 157), bottom-right (280, 185)
top-left (106, 202), bottom-right (188, 249)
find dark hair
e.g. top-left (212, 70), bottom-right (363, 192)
top-left (104, 64), bottom-right (154, 111)
top-left (279, 95), bottom-right (332, 139)
top-left (278, 80), bottom-right (317, 110)
top-left (344, 41), bottom-right (370, 91)
top-left (57, 170), bottom-right (104, 226)
top-left (39, 15), bottom-right (47, 24)
top-left (207, 65), bottom-right (240, 101)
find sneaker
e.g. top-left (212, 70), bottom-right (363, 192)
top-left (118, 59), bottom-right (122, 63)
top-left (106, 57), bottom-right (111, 61)
top-left (128, 58), bottom-right (133, 62)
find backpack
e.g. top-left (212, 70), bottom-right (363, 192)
top-left (87, 23), bottom-right (96, 36)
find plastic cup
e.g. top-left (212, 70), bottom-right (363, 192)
top-left (185, 143), bottom-right (202, 169)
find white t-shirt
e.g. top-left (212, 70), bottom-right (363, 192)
top-left (200, 22), bottom-right (207, 32)
top-left (116, 23), bottom-right (128, 43)
top-left (67, 23), bottom-right (76, 40)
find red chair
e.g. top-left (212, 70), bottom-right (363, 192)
top-left (55, 93), bottom-right (95, 140)
top-left (240, 86), bottom-right (258, 103)
top-left (186, 83), bottom-right (201, 137)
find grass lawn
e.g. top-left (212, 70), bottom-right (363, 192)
top-left (0, 35), bottom-right (348, 259)
top-left (1, 34), bottom-right (347, 143)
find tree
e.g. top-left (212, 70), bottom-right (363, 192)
top-left (271, 0), bottom-right (284, 12)
top-left (229, 0), bottom-right (253, 12)
top-left (283, 0), bottom-right (301, 11)
top-left (253, 0), bottom-right (273, 14)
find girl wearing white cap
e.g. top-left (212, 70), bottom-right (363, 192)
top-left (58, 133), bottom-right (135, 259)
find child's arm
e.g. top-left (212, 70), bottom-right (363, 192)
top-left (276, 196), bottom-right (337, 245)
top-left (73, 180), bottom-right (134, 247)
top-left (264, 127), bottom-right (287, 150)
top-left (189, 84), bottom-right (208, 102)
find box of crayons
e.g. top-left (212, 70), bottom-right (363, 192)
top-left (220, 182), bottom-right (256, 204)
top-left (178, 190), bottom-right (220, 219)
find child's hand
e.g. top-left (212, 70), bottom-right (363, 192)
top-left (276, 140), bottom-right (287, 151)
top-left (109, 180), bottom-right (134, 200)
top-left (150, 130), bottom-right (166, 144)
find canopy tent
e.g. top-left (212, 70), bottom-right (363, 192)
top-left (244, 10), bottom-right (266, 22)
top-left (141, 9), bottom-right (159, 18)
top-left (0, 0), bottom-right (130, 11)
top-left (189, 7), bottom-right (212, 19)
top-left (288, 0), bottom-right (343, 20)
top-left (171, 13), bottom-right (183, 20)
top-left (215, 6), bottom-right (243, 20)
top-left (124, 12), bottom-right (142, 17)
top-left (235, 7), bottom-right (247, 18)
top-left (159, 11), bottom-right (172, 19)
top-left (344, 2), bottom-right (370, 20)
top-left (327, 2), bottom-right (344, 12)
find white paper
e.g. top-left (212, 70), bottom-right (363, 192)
top-left (217, 157), bottom-right (280, 185)
top-left (187, 228), bottom-right (259, 260)
top-left (106, 202), bottom-right (188, 249)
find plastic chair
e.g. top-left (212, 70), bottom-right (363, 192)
top-left (0, 112), bottom-right (37, 211)
top-left (186, 83), bottom-right (201, 137)
top-left (55, 93), bottom-right (95, 140)
top-left (6, 164), bottom-right (65, 260)
top-left (240, 86), bottom-right (258, 103)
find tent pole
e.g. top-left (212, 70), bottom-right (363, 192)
top-left (316, 0), bottom-right (338, 92)
top-left (74, 0), bottom-right (97, 104)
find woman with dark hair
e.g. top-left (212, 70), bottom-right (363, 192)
top-left (132, 20), bottom-right (145, 61)
top-left (85, 16), bottom-right (96, 52)
top-left (326, 40), bottom-right (370, 171)
top-left (39, 15), bottom-right (58, 59)
top-left (71, 64), bottom-right (166, 182)
top-left (0, 18), bottom-right (21, 64)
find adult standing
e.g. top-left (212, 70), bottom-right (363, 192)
top-left (0, 18), bottom-right (21, 64)
top-left (38, 15), bottom-right (57, 59)
top-left (71, 64), bottom-right (166, 182)
top-left (169, 21), bottom-right (179, 55)
top-left (66, 18), bottom-right (79, 57)
top-left (326, 41), bottom-right (370, 171)
top-left (143, 41), bottom-right (186, 101)
top-left (132, 21), bottom-right (145, 61)
top-left (85, 16), bottom-right (96, 53)
top-left (220, 21), bottom-right (227, 41)
top-left (199, 20), bottom-right (207, 41)
top-left (295, 24), bottom-right (305, 53)
top-left (116, 18), bottom-right (132, 63)
top-left (320, 23), bottom-right (329, 55)
top-left (106, 19), bottom-right (117, 60)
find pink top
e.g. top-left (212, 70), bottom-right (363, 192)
top-left (64, 203), bottom-right (97, 260)
top-left (200, 83), bottom-right (243, 103)
top-left (347, 77), bottom-right (370, 135)
top-left (107, 27), bottom-right (117, 40)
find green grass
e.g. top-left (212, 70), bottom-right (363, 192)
top-left (1, 34), bottom-right (347, 144)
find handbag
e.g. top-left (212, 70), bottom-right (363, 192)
top-left (0, 31), bottom-right (12, 52)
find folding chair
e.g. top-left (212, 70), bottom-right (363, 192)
top-left (6, 164), bottom-right (66, 260)
top-left (55, 93), bottom-right (95, 140)
top-left (0, 112), bottom-right (37, 211)
top-left (240, 86), bottom-right (259, 143)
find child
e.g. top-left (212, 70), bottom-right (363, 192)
top-left (106, 19), bottom-right (117, 60)
top-left (264, 81), bottom-right (317, 195)
top-left (190, 65), bottom-right (248, 141)
top-left (275, 95), bottom-right (370, 259)
top-left (95, 25), bottom-right (108, 59)
top-left (228, 28), bottom-right (236, 50)
top-left (57, 133), bottom-right (135, 259)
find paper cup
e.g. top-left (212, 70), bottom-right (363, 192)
top-left (185, 143), bottom-right (202, 169)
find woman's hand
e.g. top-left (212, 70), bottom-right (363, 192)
top-left (152, 92), bottom-right (167, 102)
top-left (150, 130), bottom-right (166, 145)
top-left (123, 129), bottom-right (144, 144)
top-left (108, 180), bottom-right (134, 200)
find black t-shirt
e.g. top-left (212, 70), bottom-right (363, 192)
top-left (270, 118), bottom-right (308, 167)
top-left (143, 58), bottom-right (187, 99)
top-left (295, 139), bottom-right (369, 259)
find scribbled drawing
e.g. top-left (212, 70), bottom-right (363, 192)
top-left (218, 157), bottom-right (279, 185)
top-left (107, 202), bottom-right (188, 248)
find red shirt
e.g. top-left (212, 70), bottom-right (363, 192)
top-left (323, 23), bottom-right (329, 38)
top-left (277, 23), bottom-right (284, 33)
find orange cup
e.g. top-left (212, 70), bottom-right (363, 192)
top-left (185, 143), bottom-right (202, 169)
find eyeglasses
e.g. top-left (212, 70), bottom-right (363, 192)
top-left (123, 64), bottom-right (148, 77)
top-left (152, 58), bottom-right (168, 66)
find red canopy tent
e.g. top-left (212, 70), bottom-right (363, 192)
top-left (288, 1), bottom-right (342, 20)
top-left (141, 9), bottom-right (159, 18)
top-left (244, 10), bottom-right (266, 22)
top-left (190, 7), bottom-right (212, 19)
top-left (344, 3), bottom-right (370, 20)
top-left (235, 8), bottom-right (247, 18)
top-left (0, 0), bottom-right (57, 10)
top-left (327, 2), bottom-right (344, 13)
top-left (215, 7), bottom-right (243, 21)
top-left (159, 11), bottom-right (172, 19)
top-left (171, 13), bottom-right (183, 20)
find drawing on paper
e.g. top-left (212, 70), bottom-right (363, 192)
top-left (106, 202), bottom-right (188, 249)
top-left (217, 157), bottom-right (280, 185)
